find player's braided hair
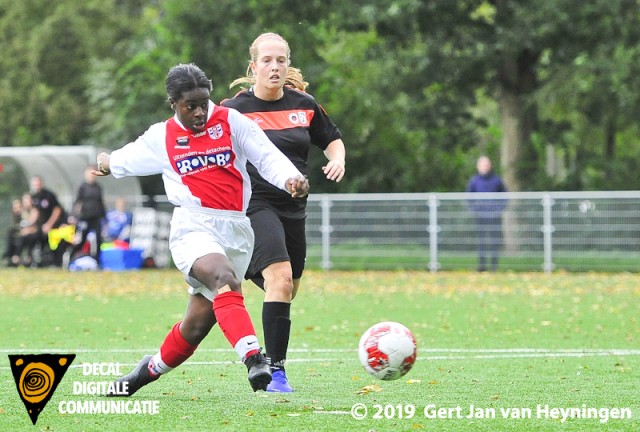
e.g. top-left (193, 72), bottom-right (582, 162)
top-left (166, 63), bottom-right (212, 102)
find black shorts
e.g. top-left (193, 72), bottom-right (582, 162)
top-left (245, 207), bottom-right (306, 287)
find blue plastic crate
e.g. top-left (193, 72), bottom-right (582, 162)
top-left (100, 248), bottom-right (144, 271)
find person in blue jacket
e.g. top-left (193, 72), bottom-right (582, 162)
top-left (466, 156), bottom-right (508, 272)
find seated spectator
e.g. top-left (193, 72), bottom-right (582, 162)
top-left (13, 193), bottom-right (41, 267)
top-left (2, 198), bottom-right (24, 266)
top-left (104, 197), bottom-right (133, 244)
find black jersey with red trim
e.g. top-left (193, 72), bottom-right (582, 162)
top-left (222, 86), bottom-right (342, 217)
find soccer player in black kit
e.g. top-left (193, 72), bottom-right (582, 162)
top-left (222, 32), bottom-right (347, 392)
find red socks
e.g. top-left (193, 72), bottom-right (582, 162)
top-left (213, 291), bottom-right (260, 360)
top-left (159, 322), bottom-right (198, 368)
top-left (152, 292), bottom-right (259, 374)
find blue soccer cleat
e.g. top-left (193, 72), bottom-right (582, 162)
top-left (266, 369), bottom-right (294, 393)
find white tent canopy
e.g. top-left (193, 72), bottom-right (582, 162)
top-left (0, 145), bottom-right (142, 211)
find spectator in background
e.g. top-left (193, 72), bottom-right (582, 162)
top-left (104, 197), bottom-right (133, 244)
top-left (68, 165), bottom-right (106, 267)
top-left (30, 175), bottom-right (65, 266)
top-left (2, 198), bottom-right (25, 266)
top-left (466, 156), bottom-right (508, 272)
top-left (15, 193), bottom-right (41, 267)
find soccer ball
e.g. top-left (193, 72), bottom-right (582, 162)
top-left (358, 321), bottom-right (417, 381)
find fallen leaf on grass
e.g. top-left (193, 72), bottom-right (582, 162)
top-left (356, 384), bottom-right (383, 394)
top-left (303, 405), bottom-right (324, 411)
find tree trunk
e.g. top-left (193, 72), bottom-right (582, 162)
top-left (496, 50), bottom-right (538, 192)
top-left (605, 116), bottom-right (616, 160)
top-left (496, 49), bottom-right (538, 254)
top-left (498, 89), bottom-right (524, 192)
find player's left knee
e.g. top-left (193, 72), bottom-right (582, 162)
top-left (269, 278), bottom-right (294, 297)
top-left (269, 269), bottom-right (293, 290)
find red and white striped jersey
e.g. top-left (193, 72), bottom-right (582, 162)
top-left (109, 101), bottom-right (302, 212)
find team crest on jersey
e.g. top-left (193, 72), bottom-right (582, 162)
top-left (176, 136), bottom-right (190, 146)
top-left (289, 111), bottom-right (308, 125)
top-left (208, 124), bottom-right (224, 139)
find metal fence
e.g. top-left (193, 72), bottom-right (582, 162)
top-left (304, 191), bottom-right (640, 273)
top-left (2, 191), bottom-right (639, 272)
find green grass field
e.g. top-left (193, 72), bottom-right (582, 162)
top-left (1, 269), bottom-right (639, 431)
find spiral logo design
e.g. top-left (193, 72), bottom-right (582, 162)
top-left (19, 362), bottom-right (55, 404)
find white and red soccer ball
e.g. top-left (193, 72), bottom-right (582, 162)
top-left (358, 321), bottom-right (417, 381)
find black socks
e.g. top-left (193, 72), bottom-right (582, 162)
top-left (262, 301), bottom-right (291, 370)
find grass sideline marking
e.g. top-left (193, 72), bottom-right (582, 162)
top-left (1, 347), bottom-right (639, 354)
top-left (1, 348), bottom-right (638, 370)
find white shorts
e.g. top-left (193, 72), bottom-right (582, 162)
top-left (170, 207), bottom-right (254, 301)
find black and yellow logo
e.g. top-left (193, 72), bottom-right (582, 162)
top-left (8, 354), bottom-right (75, 425)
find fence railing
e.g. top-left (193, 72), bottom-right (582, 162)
top-left (3, 191), bottom-right (639, 272)
top-left (304, 191), bottom-right (640, 273)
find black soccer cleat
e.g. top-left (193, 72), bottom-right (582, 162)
top-left (244, 352), bottom-right (272, 392)
top-left (106, 355), bottom-right (159, 397)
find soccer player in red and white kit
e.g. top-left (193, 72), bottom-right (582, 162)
top-left (222, 33), bottom-right (346, 392)
top-left (93, 62), bottom-right (309, 395)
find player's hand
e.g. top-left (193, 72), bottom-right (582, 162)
top-left (286, 176), bottom-right (309, 198)
top-left (91, 169), bottom-right (109, 177)
top-left (322, 159), bottom-right (345, 182)
top-left (92, 152), bottom-right (111, 176)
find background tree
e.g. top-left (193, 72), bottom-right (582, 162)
top-left (2, 0), bottom-right (640, 193)
top-left (0, 0), bottom-right (146, 146)
top-left (484, 0), bottom-right (640, 191)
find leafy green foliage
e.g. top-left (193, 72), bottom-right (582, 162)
top-left (2, 1), bottom-right (640, 192)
